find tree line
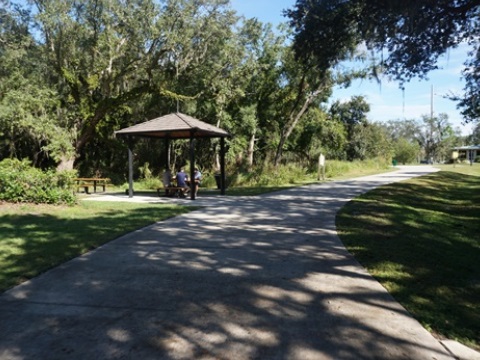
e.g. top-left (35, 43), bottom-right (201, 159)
top-left (1, 0), bottom-right (478, 183)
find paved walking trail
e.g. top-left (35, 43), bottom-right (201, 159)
top-left (1, 166), bottom-right (477, 359)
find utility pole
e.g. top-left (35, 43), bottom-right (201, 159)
top-left (429, 85), bottom-right (434, 164)
top-left (431, 85), bottom-right (434, 121)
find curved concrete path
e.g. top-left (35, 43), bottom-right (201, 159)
top-left (0, 166), bottom-right (465, 359)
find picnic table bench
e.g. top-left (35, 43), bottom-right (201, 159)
top-left (75, 178), bottom-right (110, 194)
top-left (157, 185), bottom-right (189, 198)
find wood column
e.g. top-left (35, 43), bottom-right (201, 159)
top-left (220, 137), bottom-right (226, 195)
top-left (127, 137), bottom-right (134, 198)
top-left (164, 137), bottom-right (170, 169)
top-left (189, 132), bottom-right (196, 200)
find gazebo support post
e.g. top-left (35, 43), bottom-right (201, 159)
top-left (164, 137), bottom-right (170, 170)
top-left (189, 133), bottom-right (196, 200)
top-left (220, 137), bottom-right (226, 195)
top-left (127, 136), bottom-right (134, 198)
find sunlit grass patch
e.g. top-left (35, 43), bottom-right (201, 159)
top-left (0, 201), bottom-right (193, 292)
top-left (336, 170), bottom-right (480, 350)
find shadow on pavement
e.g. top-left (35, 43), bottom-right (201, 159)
top-left (0, 166), bottom-right (452, 359)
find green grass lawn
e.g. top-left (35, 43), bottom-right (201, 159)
top-left (336, 164), bottom-right (480, 350)
top-left (0, 201), bottom-right (193, 292)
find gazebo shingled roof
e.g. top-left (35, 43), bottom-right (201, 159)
top-left (115, 113), bottom-right (229, 200)
top-left (115, 112), bottom-right (229, 139)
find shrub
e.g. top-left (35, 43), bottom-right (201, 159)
top-left (140, 177), bottom-right (162, 190)
top-left (394, 138), bottom-right (421, 164)
top-left (0, 158), bottom-right (77, 205)
top-left (200, 173), bottom-right (217, 188)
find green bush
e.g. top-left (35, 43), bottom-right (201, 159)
top-left (201, 173), bottom-right (217, 188)
top-left (141, 177), bottom-right (162, 190)
top-left (0, 158), bottom-right (77, 205)
top-left (394, 138), bottom-right (421, 165)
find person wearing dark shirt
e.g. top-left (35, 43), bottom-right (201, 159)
top-left (176, 168), bottom-right (189, 197)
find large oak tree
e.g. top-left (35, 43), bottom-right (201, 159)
top-left (10, 0), bottom-right (237, 170)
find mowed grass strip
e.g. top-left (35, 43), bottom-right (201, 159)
top-left (0, 201), bottom-right (194, 292)
top-left (336, 168), bottom-right (480, 350)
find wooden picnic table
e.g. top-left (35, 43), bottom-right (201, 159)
top-left (157, 178), bottom-right (189, 198)
top-left (74, 178), bottom-right (110, 194)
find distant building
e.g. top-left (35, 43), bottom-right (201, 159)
top-left (452, 145), bottom-right (480, 164)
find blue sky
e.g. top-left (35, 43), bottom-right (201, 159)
top-left (229, 0), bottom-right (474, 135)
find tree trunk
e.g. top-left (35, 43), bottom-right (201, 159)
top-left (247, 129), bottom-right (256, 170)
top-left (214, 117), bottom-right (223, 171)
top-left (214, 143), bottom-right (221, 171)
top-left (56, 156), bottom-right (75, 171)
top-left (274, 88), bottom-right (322, 167)
top-left (235, 152), bottom-right (243, 166)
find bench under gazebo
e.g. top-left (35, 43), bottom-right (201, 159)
top-left (115, 113), bottom-right (230, 200)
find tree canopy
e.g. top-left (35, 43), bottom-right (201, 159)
top-left (286, 0), bottom-right (480, 123)
top-left (0, 0), bottom-right (471, 181)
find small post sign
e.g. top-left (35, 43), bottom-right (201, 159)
top-left (318, 154), bottom-right (326, 181)
top-left (451, 151), bottom-right (458, 168)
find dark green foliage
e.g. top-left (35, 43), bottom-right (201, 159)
top-left (455, 52), bottom-right (480, 123)
top-left (0, 158), bottom-right (76, 204)
top-left (287, 0), bottom-right (479, 80)
top-left (286, 0), bottom-right (480, 122)
top-left (393, 138), bottom-right (420, 164)
top-left (328, 95), bottom-right (371, 160)
top-left (467, 123), bottom-right (480, 145)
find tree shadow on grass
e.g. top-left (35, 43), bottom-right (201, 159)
top-left (0, 206), bottom-right (189, 291)
top-left (337, 171), bottom-right (480, 349)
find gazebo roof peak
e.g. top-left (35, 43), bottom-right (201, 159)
top-left (115, 112), bottom-right (229, 139)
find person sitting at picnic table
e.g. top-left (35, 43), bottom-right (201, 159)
top-left (176, 167), bottom-right (189, 197)
top-left (162, 167), bottom-right (172, 196)
top-left (193, 167), bottom-right (202, 197)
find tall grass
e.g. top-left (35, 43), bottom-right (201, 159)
top-left (325, 157), bottom-right (391, 179)
top-left (228, 163), bottom-right (314, 187)
top-left (109, 158), bottom-right (393, 193)
top-left (226, 158), bottom-right (392, 188)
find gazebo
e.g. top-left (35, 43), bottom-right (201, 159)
top-left (115, 113), bottom-right (230, 200)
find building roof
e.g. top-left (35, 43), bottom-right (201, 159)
top-left (453, 145), bottom-right (480, 150)
top-left (115, 113), bottom-right (229, 139)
